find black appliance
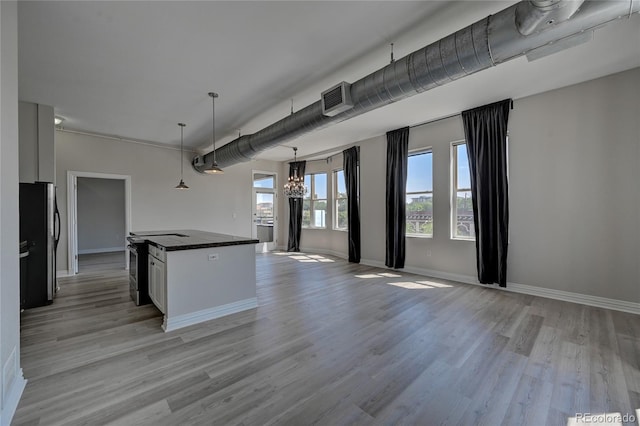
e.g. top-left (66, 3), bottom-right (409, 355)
top-left (126, 236), bottom-right (150, 305)
top-left (19, 182), bottom-right (60, 309)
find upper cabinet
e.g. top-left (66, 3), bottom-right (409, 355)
top-left (19, 101), bottom-right (55, 184)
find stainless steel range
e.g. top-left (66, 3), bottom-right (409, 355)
top-left (126, 236), bottom-right (150, 305)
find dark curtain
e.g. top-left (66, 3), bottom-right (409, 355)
top-left (461, 99), bottom-right (511, 287)
top-left (385, 127), bottom-right (409, 269)
top-left (343, 146), bottom-right (360, 263)
top-left (287, 160), bottom-right (306, 252)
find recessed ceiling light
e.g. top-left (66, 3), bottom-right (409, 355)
top-left (54, 116), bottom-right (64, 125)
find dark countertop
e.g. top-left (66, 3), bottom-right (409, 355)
top-left (130, 230), bottom-right (258, 251)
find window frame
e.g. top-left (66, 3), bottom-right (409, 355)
top-left (302, 172), bottom-right (327, 229)
top-left (451, 140), bottom-right (474, 241)
top-left (405, 148), bottom-right (433, 238)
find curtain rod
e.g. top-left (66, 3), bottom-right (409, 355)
top-left (409, 112), bottom-right (460, 129)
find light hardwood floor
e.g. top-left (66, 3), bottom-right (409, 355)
top-left (15, 252), bottom-right (640, 425)
top-left (78, 251), bottom-right (126, 273)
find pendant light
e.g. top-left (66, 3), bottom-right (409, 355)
top-left (283, 147), bottom-right (307, 198)
top-left (175, 122), bottom-right (189, 189)
top-left (204, 92), bottom-right (224, 174)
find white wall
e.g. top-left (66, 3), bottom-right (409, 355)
top-left (77, 177), bottom-right (125, 253)
top-left (1, 2), bottom-right (27, 424)
top-left (287, 68), bottom-right (640, 305)
top-left (55, 131), bottom-right (280, 272)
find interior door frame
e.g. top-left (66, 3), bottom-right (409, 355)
top-left (251, 170), bottom-right (278, 252)
top-left (67, 171), bottom-right (132, 274)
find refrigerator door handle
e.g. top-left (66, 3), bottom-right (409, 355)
top-left (54, 209), bottom-right (61, 246)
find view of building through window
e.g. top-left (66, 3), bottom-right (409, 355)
top-left (406, 150), bottom-right (433, 236)
top-left (253, 173), bottom-right (275, 227)
top-left (255, 193), bottom-right (274, 226)
top-left (303, 173), bottom-right (327, 228)
top-left (334, 170), bottom-right (347, 230)
top-left (453, 143), bottom-right (474, 239)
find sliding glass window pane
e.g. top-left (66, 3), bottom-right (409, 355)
top-left (457, 144), bottom-right (470, 189)
top-left (313, 199), bottom-right (326, 227)
top-left (406, 193), bottom-right (433, 235)
top-left (336, 170), bottom-right (346, 195)
top-left (406, 150), bottom-right (433, 237)
top-left (407, 152), bottom-right (433, 193)
top-left (455, 190), bottom-right (474, 238)
top-left (304, 175), bottom-right (311, 199)
top-left (336, 198), bottom-right (347, 229)
top-left (314, 173), bottom-right (327, 199)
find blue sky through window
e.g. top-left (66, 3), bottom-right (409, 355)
top-left (406, 151), bottom-right (432, 193)
top-left (253, 177), bottom-right (274, 188)
top-left (336, 170), bottom-right (346, 194)
top-left (457, 144), bottom-right (471, 188)
top-left (314, 173), bottom-right (327, 198)
top-left (305, 173), bottom-right (327, 199)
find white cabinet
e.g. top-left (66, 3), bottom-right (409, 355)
top-left (148, 251), bottom-right (166, 314)
top-left (19, 101), bottom-right (55, 183)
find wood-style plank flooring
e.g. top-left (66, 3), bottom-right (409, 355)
top-left (78, 251), bottom-right (126, 273)
top-left (15, 252), bottom-right (640, 425)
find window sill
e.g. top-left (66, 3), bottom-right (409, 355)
top-left (302, 227), bottom-right (327, 230)
top-left (332, 228), bottom-right (348, 232)
top-left (406, 234), bottom-right (433, 239)
top-left (451, 237), bottom-right (475, 242)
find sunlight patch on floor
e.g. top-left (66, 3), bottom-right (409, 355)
top-left (387, 281), bottom-right (435, 290)
top-left (416, 280), bottom-right (452, 288)
top-left (273, 252), bottom-right (335, 263)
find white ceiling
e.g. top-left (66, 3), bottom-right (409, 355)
top-left (18, 1), bottom-right (640, 162)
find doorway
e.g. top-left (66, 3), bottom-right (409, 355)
top-left (67, 171), bottom-right (131, 274)
top-left (252, 171), bottom-right (277, 253)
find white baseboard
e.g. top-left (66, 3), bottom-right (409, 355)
top-left (162, 297), bottom-right (258, 332)
top-left (0, 369), bottom-right (26, 426)
top-left (78, 247), bottom-right (125, 255)
top-left (56, 270), bottom-right (72, 278)
top-left (359, 258), bottom-right (640, 315)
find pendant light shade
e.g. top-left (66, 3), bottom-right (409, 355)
top-left (204, 92), bottom-right (224, 175)
top-left (175, 123), bottom-right (189, 189)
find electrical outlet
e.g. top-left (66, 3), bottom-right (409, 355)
top-left (208, 253), bottom-right (219, 261)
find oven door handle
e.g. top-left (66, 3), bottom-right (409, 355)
top-left (127, 244), bottom-right (137, 251)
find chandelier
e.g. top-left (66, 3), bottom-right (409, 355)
top-left (283, 147), bottom-right (307, 198)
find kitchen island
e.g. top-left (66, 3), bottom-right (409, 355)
top-left (131, 230), bottom-right (258, 332)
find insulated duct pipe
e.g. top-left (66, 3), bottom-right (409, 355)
top-left (193, 0), bottom-right (639, 172)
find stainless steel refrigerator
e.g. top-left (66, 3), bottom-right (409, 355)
top-left (19, 182), bottom-right (60, 309)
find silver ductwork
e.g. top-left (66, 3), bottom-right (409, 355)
top-left (193, 0), bottom-right (639, 172)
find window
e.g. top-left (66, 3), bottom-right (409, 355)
top-left (452, 142), bottom-right (474, 239)
top-left (253, 173), bottom-right (274, 189)
top-left (333, 170), bottom-right (348, 230)
top-left (406, 150), bottom-right (433, 237)
top-left (302, 173), bottom-right (327, 228)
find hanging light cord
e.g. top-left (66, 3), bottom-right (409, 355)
top-left (209, 92), bottom-right (218, 166)
top-left (179, 123), bottom-right (185, 179)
